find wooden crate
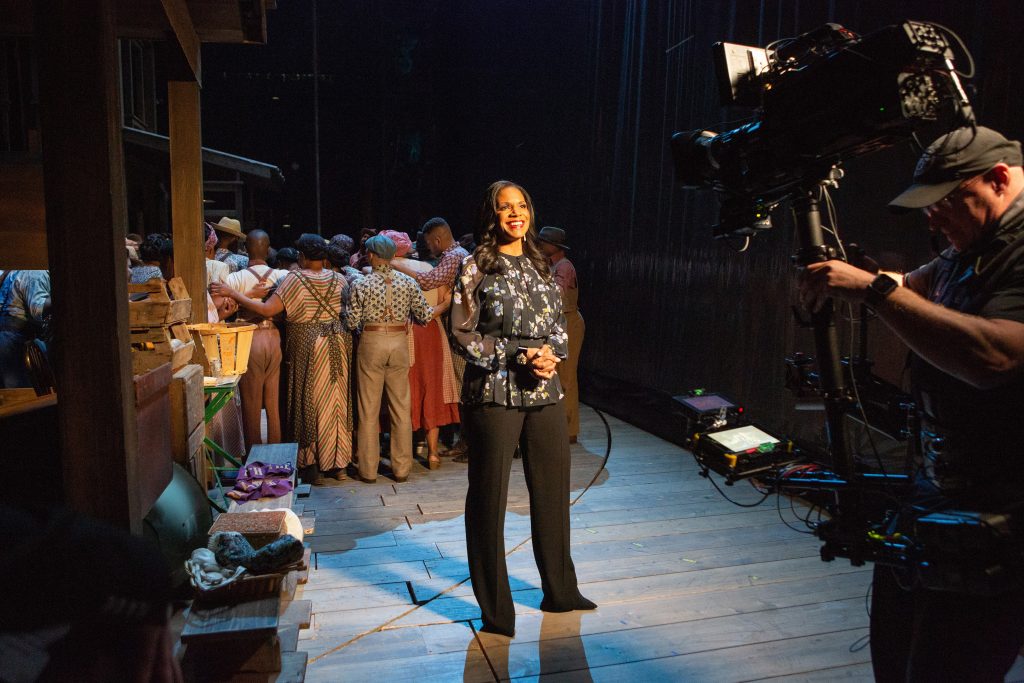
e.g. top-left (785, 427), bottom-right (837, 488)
top-left (134, 363), bottom-right (173, 518)
top-left (188, 322), bottom-right (257, 377)
top-left (128, 276), bottom-right (191, 326)
top-left (189, 442), bottom-right (209, 492)
top-left (170, 363), bottom-right (204, 437)
top-left (131, 322), bottom-right (195, 375)
top-left (174, 421), bottom-right (205, 469)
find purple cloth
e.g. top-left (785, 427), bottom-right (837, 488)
top-left (226, 461), bottom-right (295, 502)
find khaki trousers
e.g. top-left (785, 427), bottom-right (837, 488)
top-left (239, 326), bottom-right (283, 450)
top-left (356, 330), bottom-right (413, 479)
top-left (562, 309), bottom-right (585, 438)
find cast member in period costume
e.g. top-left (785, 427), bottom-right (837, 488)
top-left (538, 226), bottom-right (584, 443)
top-left (224, 229), bottom-right (290, 450)
top-left (346, 234), bottom-right (433, 483)
top-left (212, 233), bottom-right (353, 484)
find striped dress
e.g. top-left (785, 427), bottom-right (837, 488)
top-left (276, 269), bottom-right (353, 471)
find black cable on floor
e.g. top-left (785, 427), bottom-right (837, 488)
top-left (571, 405), bottom-right (614, 506)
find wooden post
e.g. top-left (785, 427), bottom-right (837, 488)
top-left (35, 0), bottom-right (142, 531)
top-left (168, 80), bottom-right (208, 322)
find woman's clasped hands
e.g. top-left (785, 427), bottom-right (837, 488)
top-left (524, 345), bottom-right (559, 381)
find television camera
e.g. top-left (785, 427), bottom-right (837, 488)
top-left (672, 22), bottom-right (1024, 595)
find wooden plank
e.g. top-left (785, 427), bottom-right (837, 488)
top-left (491, 599), bottom-right (868, 680)
top-left (302, 561), bottom-right (433, 591)
top-left (388, 556), bottom-right (867, 628)
top-left (278, 624), bottom-right (300, 653)
top-left (417, 538), bottom-right (826, 599)
top-left (524, 628), bottom-right (871, 682)
top-left (296, 547), bottom-right (312, 584)
top-left (305, 636), bottom-right (493, 683)
top-left (36, 0), bottom-right (141, 531)
top-left (301, 582), bottom-right (413, 614)
top-left (280, 599), bottom-right (312, 630)
top-left (249, 442), bottom-right (300, 466)
top-left (314, 544), bottom-right (443, 570)
top-left (0, 160), bottom-right (48, 269)
top-left (303, 626), bottom-right (491, 683)
top-left (309, 503), bottom-right (419, 522)
top-left (395, 507), bottom-right (787, 548)
top-left (274, 651), bottom-right (308, 683)
top-left (181, 596), bottom-right (280, 643)
top-left (306, 530), bottom-right (398, 554)
top-left (167, 79), bottom-right (207, 324)
top-left (482, 572), bottom-right (872, 646)
top-left (749, 662), bottom-right (876, 681)
top-left (309, 516), bottom-right (405, 537)
top-left (182, 635), bottom-right (282, 677)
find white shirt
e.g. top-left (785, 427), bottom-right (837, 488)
top-left (206, 259), bottom-right (230, 285)
top-left (225, 264), bottom-right (290, 322)
top-left (224, 264), bottom-right (290, 293)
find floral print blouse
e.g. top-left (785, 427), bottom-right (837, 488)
top-left (451, 252), bottom-right (568, 407)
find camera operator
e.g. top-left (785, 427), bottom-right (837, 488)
top-left (800, 126), bottom-right (1024, 682)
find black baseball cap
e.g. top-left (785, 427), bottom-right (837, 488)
top-left (888, 126), bottom-right (1023, 212)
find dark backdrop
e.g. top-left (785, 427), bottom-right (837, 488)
top-left (200, 0), bottom-right (1024, 439)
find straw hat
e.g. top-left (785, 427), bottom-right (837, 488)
top-left (209, 216), bottom-right (245, 239)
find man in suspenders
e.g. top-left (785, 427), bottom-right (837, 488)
top-left (224, 230), bottom-right (289, 450)
top-left (347, 235), bottom-right (433, 483)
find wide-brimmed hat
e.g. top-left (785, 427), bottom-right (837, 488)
top-left (208, 216), bottom-right (245, 239)
top-left (889, 126), bottom-right (1023, 212)
top-left (537, 226), bottom-right (570, 250)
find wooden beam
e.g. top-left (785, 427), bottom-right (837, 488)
top-left (35, 0), bottom-right (142, 532)
top-left (168, 80), bottom-right (207, 323)
top-left (0, 159), bottom-right (48, 269)
top-left (159, 0), bottom-right (200, 83)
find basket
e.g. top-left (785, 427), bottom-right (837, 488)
top-left (185, 563), bottom-right (284, 606)
top-left (187, 322), bottom-right (256, 377)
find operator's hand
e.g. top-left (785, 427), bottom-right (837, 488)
top-left (798, 260), bottom-right (875, 313)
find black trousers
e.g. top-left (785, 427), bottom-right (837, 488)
top-left (464, 401), bottom-right (584, 634)
top-left (870, 563), bottom-right (1024, 682)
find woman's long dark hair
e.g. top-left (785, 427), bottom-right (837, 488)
top-left (473, 180), bottom-right (551, 277)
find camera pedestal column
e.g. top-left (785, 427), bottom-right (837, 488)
top-left (791, 189), bottom-right (868, 564)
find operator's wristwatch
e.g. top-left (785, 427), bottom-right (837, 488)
top-left (864, 273), bottom-right (898, 308)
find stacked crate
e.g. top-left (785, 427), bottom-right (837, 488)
top-left (170, 363), bottom-right (206, 487)
top-left (128, 277), bottom-right (194, 376)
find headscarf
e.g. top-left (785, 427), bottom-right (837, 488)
top-left (379, 229), bottom-right (412, 257)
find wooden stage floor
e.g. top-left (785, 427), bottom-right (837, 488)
top-left (295, 408), bottom-right (875, 682)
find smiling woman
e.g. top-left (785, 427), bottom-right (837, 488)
top-left (449, 180), bottom-right (595, 637)
top-left (472, 180), bottom-right (550, 278)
